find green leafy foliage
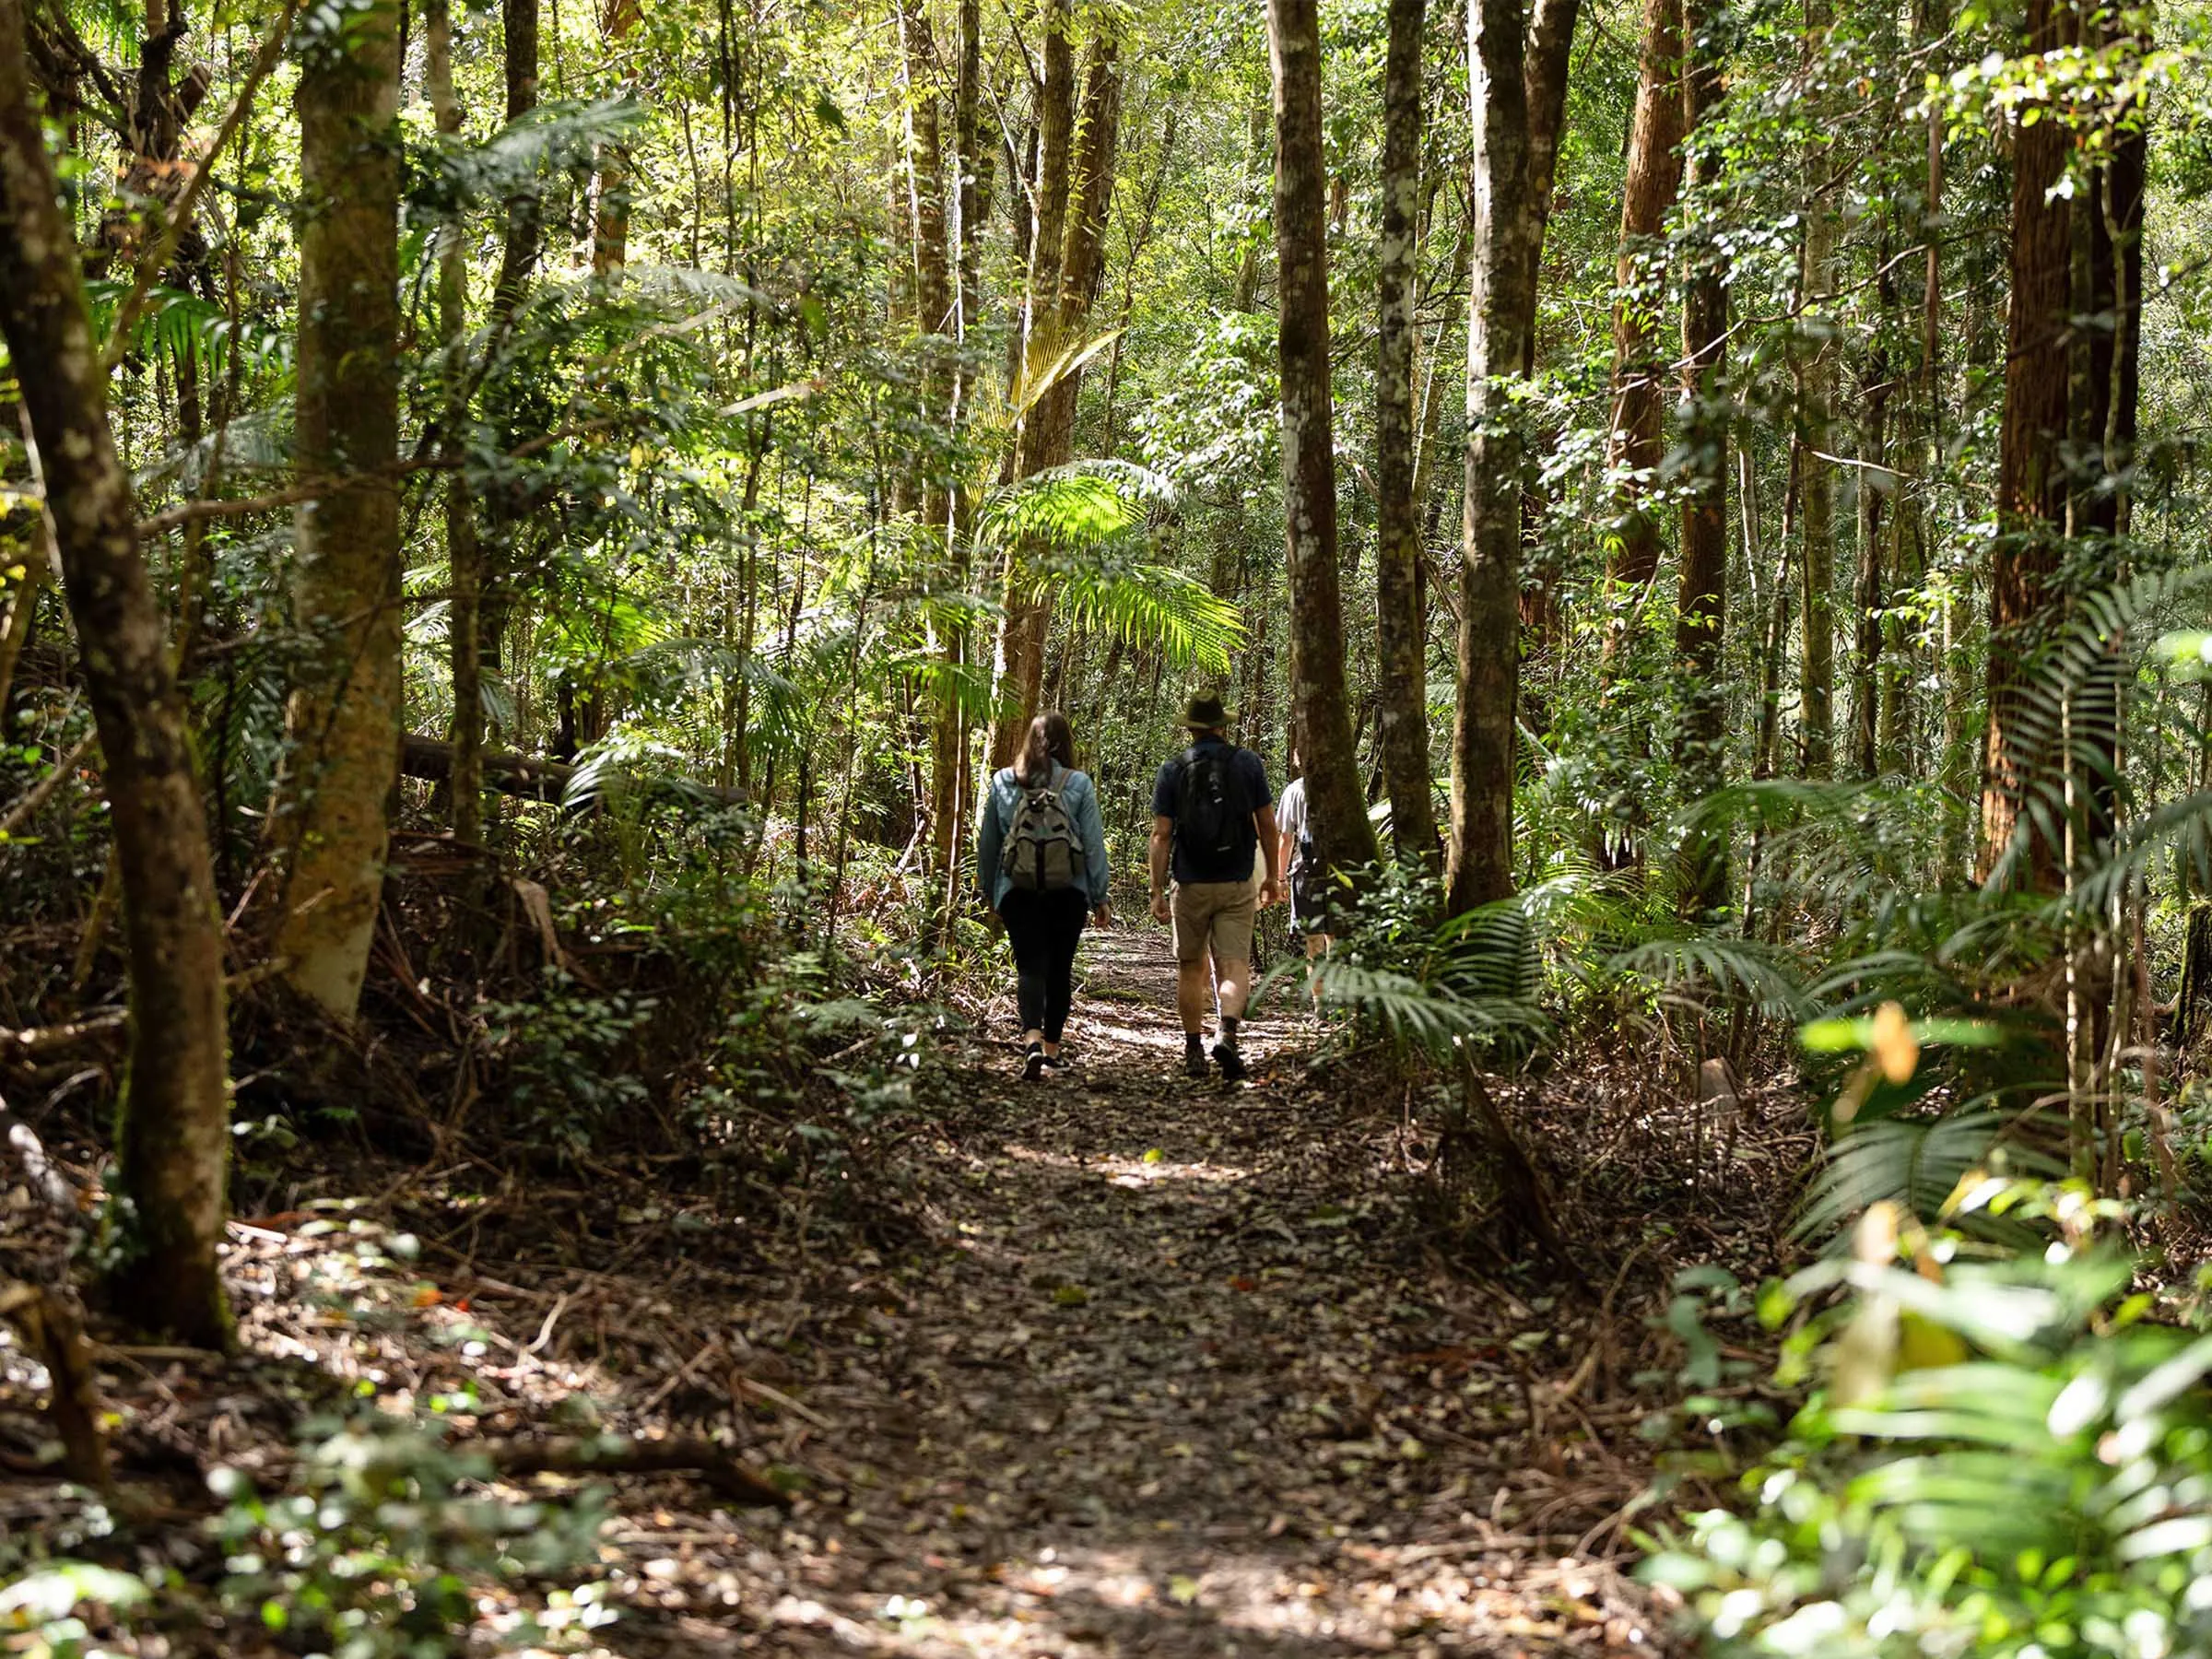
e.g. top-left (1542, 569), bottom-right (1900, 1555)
top-left (1644, 1231), bottom-right (2212, 1658)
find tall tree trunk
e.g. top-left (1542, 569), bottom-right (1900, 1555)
top-left (1852, 257), bottom-right (1890, 780)
top-left (989, 0), bottom-right (1075, 769)
top-left (1510, 0), bottom-right (1584, 682)
top-left (1231, 93), bottom-right (1270, 312)
top-left (0, 0), bottom-right (231, 1345)
top-left (1516, 0), bottom-right (1582, 375)
top-left (1598, 0), bottom-right (1683, 665)
top-left (268, 0), bottom-right (402, 1019)
top-left (931, 0), bottom-right (984, 880)
top-left (591, 0), bottom-right (641, 278)
top-left (1981, 0), bottom-right (2072, 884)
top-left (991, 8), bottom-right (1120, 769)
top-left (1374, 0), bottom-right (1441, 870)
top-left (897, 0), bottom-right (956, 874)
top-left (1674, 0), bottom-right (1729, 914)
top-left (1447, 0), bottom-right (1538, 912)
top-left (1269, 0), bottom-right (1380, 880)
top-left (476, 0), bottom-right (543, 715)
top-left (1798, 139), bottom-right (1838, 777)
top-left (428, 0), bottom-right (482, 846)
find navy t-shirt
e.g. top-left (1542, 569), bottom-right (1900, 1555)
top-left (1152, 736), bottom-right (1273, 884)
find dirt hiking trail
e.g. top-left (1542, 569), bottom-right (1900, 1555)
top-left (8, 924), bottom-right (1678, 1657)
top-left (650, 924), bottom-right (1665, 1656)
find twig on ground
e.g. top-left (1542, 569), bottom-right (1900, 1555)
top-left (474, 1432), bottom-right (789, 1508)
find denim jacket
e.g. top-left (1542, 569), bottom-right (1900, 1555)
top-left (975, 765), bottom-right (1111, 911)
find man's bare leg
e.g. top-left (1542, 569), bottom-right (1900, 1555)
top-left (1177, 959), bottom-right (1210, 1034)
top-left (1213, 952), bottom-right (1252, 1021)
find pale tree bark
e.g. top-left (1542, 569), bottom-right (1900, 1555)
top-left (0, 0), bottom-right (231, 1345)
top-left (930, 0), bottom-right (984, 880)
top-left (897, 0), bottom-right (955, 879)
top-left (591, 0), bottom-right (642, 278)
top-left (427, 0), bottom-right (482, 847)
top-left (1598, 0), bottom-right (1682, 666)
top-left (1374, 0), bottom-right (1441, 870)
top-left (268, 0), bottom-right (402, 1019)
top-left (991, 7), bottom-right (1120, 770)
top-left (1269, 0), bottom-right (1379, 880)
top-left (1446, 0), bottom-right (1538, 912)
top-left (1674, 0), bottom-right (1729, 915)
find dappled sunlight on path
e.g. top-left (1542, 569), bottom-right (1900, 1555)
top-left (610, 922), bottom-right (1665, 1656)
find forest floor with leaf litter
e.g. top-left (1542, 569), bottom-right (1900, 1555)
top-left (4, 924), bottom-right (1803, 1655)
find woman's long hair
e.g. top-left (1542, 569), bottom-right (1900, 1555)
top-left (1018, 712), bottom-right (1077, 787)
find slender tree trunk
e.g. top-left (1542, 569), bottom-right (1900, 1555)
top-left (931, 0), bottom-right (983, 880)
top-left (0, 0), bottom-right (232, 1345)
top-left (1269, 0), bottom-right (1379, 880)
top-left (1374, 0), bottom-right (1441, 870)
top-left (477, 0), bottom-right (542, 708)
top-left (1798, 137), bottom-right (1838, 777)
top-left (1675, 0), bottom-right (1729, 914)
top-left (992, 10), bottom-right (1120, 769)
top-left (0, 495), bottom-right (46, 724)
top-left (1447, 0), bottom-right (1539, 912)
top-left (1852, 271), bottom-right (1889, 779)
top-left (1598, 0), bottom-right (1682, 665)
top-left (897, 0), bottom-right (955, 873)
top-left (591, 0), bottom-right (641, 279)
top-left (1231, 94), bottom-right (1270, 312)
top-left (989, 0), bottom-right (1075, 768)
top-left (1517, 0), bottom-right (1582, 374)
top-left (427, 0), bottom-right (483, 847)
top-left (268, 0), bottom-right (402, 1020)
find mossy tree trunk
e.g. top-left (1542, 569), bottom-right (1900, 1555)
top-left (268, 0), bottom-right (402, 1019)
top-left (0, 0), bottom-right (232, 1345)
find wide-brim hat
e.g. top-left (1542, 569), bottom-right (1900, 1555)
top-left (1182, 694), bottom-right (1230, 730)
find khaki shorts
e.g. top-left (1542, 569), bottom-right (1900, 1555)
top-left (1171, 876), bottom-right (1257, 967)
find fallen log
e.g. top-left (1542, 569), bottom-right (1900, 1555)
top-left (399, 734), bottom-right (744, 810)
top-left (475, 1432), bottom-right (791, 1508)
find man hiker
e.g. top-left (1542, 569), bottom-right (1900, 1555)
top-left (1148, 695), bottom-right (1280, 1082)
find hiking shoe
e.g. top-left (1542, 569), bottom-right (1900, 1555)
top-left (1182, 1042), bottom-right (1209, 1079)
top-left (1023, 1044), bottom-right (1047, 1083)
top-left (1213, 1043), bottom-right (1249, 1084)
top-left (1041, 1050), bottom-right (1069, 1071)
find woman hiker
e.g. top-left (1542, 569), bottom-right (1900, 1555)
top-left (976, 712), bottom-right (1112, 1080)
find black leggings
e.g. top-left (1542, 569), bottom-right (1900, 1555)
top-left (998, 888), bottom-right (1089, 1041)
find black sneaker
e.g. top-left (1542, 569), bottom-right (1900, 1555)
top-left (1213, 1043), bottom-right (1248, 1084)
top-left (1041, 1050), bottom-right (1069, 1071)
top-left (1023, 1044), bottom-right (1047, 1082)
top-left (1182, 1041), bottom-right (1209, 1079)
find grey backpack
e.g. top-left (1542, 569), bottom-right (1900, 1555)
top-left (1000, 771), bottom-right (1086, 894)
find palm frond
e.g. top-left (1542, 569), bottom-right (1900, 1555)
top-left (1795, 1104), bottom-right (2061, 1241)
